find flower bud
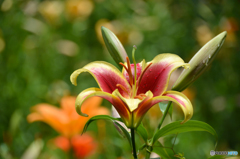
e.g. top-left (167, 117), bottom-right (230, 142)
top-left (101, 26), bottom-right (128, 68)
top-left (172, 31), bottom-right (227, 92)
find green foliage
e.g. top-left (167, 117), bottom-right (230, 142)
top-left (152, 120), bottom-right (218, 145)
top-left (152, 141), bottom-right (171, 159)
top-left (82, 115), bottom-right (132, 147)
top-left (136, 123), bottom-right (148, 143)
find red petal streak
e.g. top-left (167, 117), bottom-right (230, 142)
top-left (90, 67), bottom-right (129, 97)
top-left (164, 94), bottom-right (185, 108)
top-left (137, 54), bottom-right (187, 97)
top-left (137, 62), bottom-right (184, 97)
top-left (137, 63), bottom-right (152, 87)
top-left (71, 62), bottom-right (131, 98)
top-left (137, 62), bottom-right (170, 96)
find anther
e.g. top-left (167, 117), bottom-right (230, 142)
top-left (116, 84), bottom-right (129, 95)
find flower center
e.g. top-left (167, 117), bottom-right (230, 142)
top-left (123, 63), bottom-right (142, 85)
top-left (119, 46), bottom-right (152, 99)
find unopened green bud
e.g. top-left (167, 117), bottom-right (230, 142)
top-left (101, 26), bottom-right (128, 67)
top-left (172, 31), bottom-right (227, 92)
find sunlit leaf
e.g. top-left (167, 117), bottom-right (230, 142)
top-left (152, 120), bottom-right (218, 146)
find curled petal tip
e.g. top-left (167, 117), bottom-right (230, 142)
top-left (70, 70), bottom-right (81, 86)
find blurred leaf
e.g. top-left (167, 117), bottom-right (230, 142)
top-left (9, 110), bottom-right (22, 136)
top-left (136, 123), bottom-right (148, 143)
top-left (152, 141), bottom-right (171, 159)
top-left (101, 26), bottom-right (128, 67)
top-left (21, 139), bottom-right (43, 159)
top-left (0, 143), bottom-right (12, 159)
top-left (152, 120), bottom-right (218, 146)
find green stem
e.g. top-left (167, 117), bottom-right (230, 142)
top-left (157, 101), bottom-right (172, 129)
top-left (145, 146), bottom-right (152, 159)
top-left (131, 128), bottom-right (138, 159)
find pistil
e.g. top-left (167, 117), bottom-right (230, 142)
top-left (132, 45), bottom-right (137, 98)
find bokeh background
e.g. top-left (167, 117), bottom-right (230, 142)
top-left (0, 0), bottom-right (240, 158)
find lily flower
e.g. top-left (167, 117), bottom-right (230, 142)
top-left (28, 96), bottom-right (109, 158)
top-left (71, 53), bottom-right (193, 128)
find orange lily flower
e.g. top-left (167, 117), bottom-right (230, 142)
top-left (71, 54), bottom-right (193, 128)
top-left (27, 96), bottom-right (109, 158)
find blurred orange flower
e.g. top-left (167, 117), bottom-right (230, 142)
top-left (65, 0), bottom-right (94, 20)
top-left (28, 96), bottom-right (109, 158)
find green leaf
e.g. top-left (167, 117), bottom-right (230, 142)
top-left (82, 115), bottom-right (132, 146)
top-left (152, 141), bottom-right (171, 159)
top-left (82, 115), bottom-right (121, 134)
top-left (136, 123), bottom-right (148, 143)
top-left (152, 120), bottom-right (218, 146)
top-left (101, 26), bottom-right (128, 68)
top-left (172, 31), bottom-right (227, 92)
top-left (159, 102), bottom-right (173, 120)
top-left (113, 121), bottom-right (132, 146)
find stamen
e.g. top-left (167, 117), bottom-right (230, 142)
top-left (116, 84), bottom-right (129, 95)
top-left (134, 96), bottom-right (144, 100)
top-left (137, 62), bottom-right (152, 86)
top-left (139, 94), bottom-right (147, 98)
top-left (134, 93), bottom-right (147, 100)
top-left (126, 57), bottom-right (133, 85)
top-left (119, 62), bottom-right (128, 72)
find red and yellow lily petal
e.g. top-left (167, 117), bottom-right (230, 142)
top-left (137, 54), bottom-right (189, 97)
top-left (112, 88), bottom-right (142, 112)
top-left (75, 88), bottom-right (132, 126)
top-left (161, 91), bottom-right (193, 123)
top-left (70, 61), bottom-right (131, 98)
top-left (134, 90), bottom-right (193, 126)
top-left (131, 90), bottom-right (154, 128)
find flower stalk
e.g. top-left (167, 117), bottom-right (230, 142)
top-left (130, 128), bottom-right (138, 159)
